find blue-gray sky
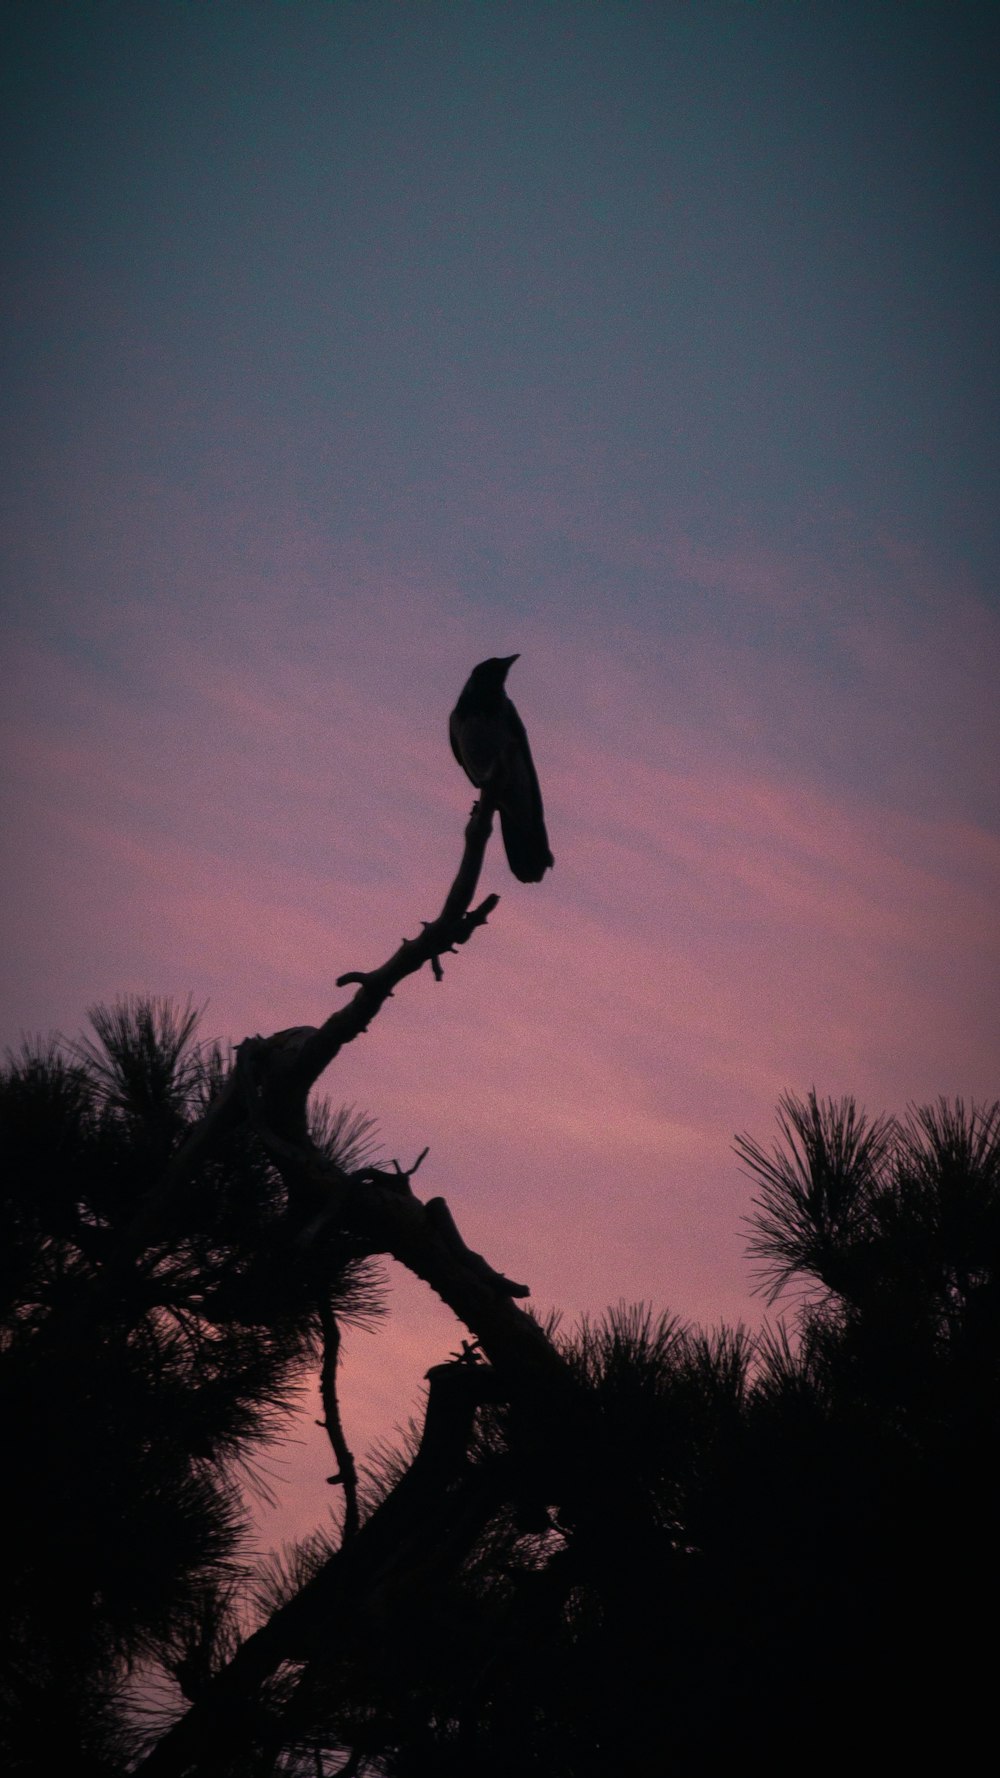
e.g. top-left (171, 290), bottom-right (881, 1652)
top-left (2, 1), bottom-right (998, 1537)
top-left (6, 1), bottom-right (998, 621)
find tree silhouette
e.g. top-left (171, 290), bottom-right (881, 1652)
top-left (2, 758), bottom-right (996, 1773)
top-left (273, 1095), bottom-right (998, 1774)
top-left (0, 1000), bottom-right (382, 1772)
top-left (2, 785), bottom-right (566, 1773)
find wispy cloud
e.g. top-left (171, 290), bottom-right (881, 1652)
top-left (4, 509), bottom-right (997, 1531)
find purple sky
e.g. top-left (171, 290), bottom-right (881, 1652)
top-left (3, 2), bottom-right (998, 1542)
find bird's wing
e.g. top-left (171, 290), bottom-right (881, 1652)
top-left (502, 700), bottom-right (546, 817)
top-left (495, 698), bottom-right (554, 881)
top-left (451, 711), bottom-right (509, 786)
top-left (448, 710), bottom-right (467, 774)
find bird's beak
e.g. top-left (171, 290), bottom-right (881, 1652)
top-left (502, 653), bottom-right (520, 670)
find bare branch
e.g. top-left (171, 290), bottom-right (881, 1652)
top-left (289, 796), bottom-right (498, 1093)
top-left (318, 1298), bottom-right (359, 1543)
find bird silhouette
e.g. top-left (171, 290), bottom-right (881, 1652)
top-left (449, 654), bottom-right (554, 883)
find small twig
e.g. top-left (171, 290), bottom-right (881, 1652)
top-left (450, 1338), bottom-right (484, 1365)
top-left (318, 1297), bottom-right (359, 1543)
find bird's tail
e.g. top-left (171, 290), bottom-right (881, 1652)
top-left (499, 807), bottom-right (554, 883)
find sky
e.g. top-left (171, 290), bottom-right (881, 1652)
top-left (2, 0), bottom-right (998, 1542)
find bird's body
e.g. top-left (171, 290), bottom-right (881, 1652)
top-left (450, 655), bottom-right (554, 883)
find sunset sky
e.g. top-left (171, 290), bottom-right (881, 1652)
top-left (3, 2), bottom-right (998, 1540)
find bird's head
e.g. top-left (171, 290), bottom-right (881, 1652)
top-left (470, 653), bottom-right (519, 690)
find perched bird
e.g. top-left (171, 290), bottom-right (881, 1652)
top-left (449, 654), bottom-right (554, 883)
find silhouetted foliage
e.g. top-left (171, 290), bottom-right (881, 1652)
top-left (0, 999), bottom-right (383, 1773)
top-left (3, 1003), bottom-right (996, 1773)
top-left (268, 1094), bottom-right (999, 1775)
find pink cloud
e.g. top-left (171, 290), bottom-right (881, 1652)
top-left (3, 507), bottom-right (997, 1553)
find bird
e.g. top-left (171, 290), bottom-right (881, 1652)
top-left (449, 654), bottom-right (554, 883)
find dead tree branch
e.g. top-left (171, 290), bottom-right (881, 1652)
top-left (318, 1298), bottom-right (359, 1543)
top-left (288, 792), bottom-right (499, 1093)
top-left (130, 1360), bottom-right (512, 1778)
